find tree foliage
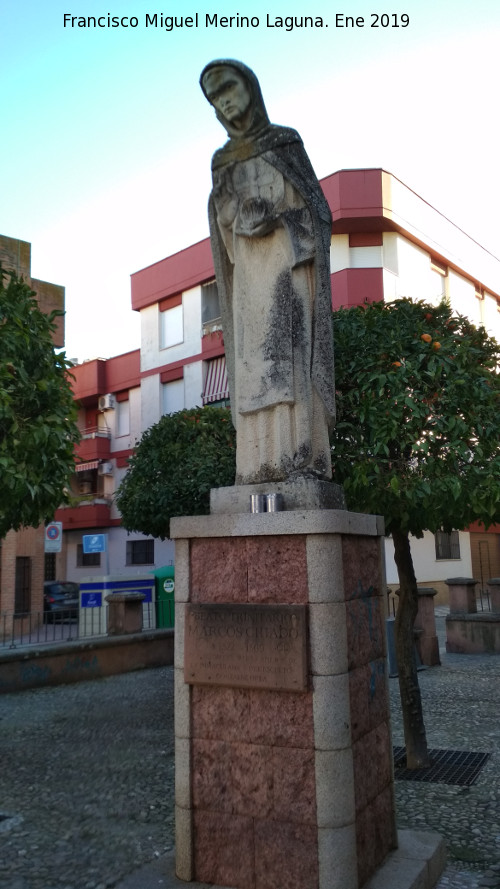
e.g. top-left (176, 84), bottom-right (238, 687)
top-left (116, 406), bottom-right (236, 539)
top-left (331, 298), bottom-right (500, 534)
top-left (331, 297), bottom-right (500, 767)
top-left (0, 266), bottom-right (80, 538)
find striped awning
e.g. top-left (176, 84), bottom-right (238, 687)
top-left (75, 460), bottom-right (100, 472)
top-left (202, 357), bottom-right (229, 405)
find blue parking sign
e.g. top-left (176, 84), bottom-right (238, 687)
top-left (81, 592), bottom-right (102, 608)
top-left (82, 534), bottom-right (107, 554)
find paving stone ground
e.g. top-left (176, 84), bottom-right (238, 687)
top-left (390, 613), bottom-right (500, 889)
top-left (0, 667), bottom-right (175, 889)
top-left (0, 610), bottom-right (498, 888)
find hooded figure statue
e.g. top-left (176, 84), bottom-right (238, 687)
top-left (200, 59), bottom-right (335, 485)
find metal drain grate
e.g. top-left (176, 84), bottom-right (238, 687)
top-left (393, 747), bottom-right (490, 786)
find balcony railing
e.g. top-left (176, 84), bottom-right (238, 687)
top-left (54, 498), bottom-right (113, 529)
top-left (75, 427), bottom-right (111, 462)
top-left (79, 425), bottom-right (112, 439)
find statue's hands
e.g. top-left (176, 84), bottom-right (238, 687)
top-left (236, 197), bottom-right (279, 237)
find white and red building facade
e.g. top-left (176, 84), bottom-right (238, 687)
top-left (59, 169), bottom-right (500, 601)
top-left (55, 350), bottom-right (175, 584)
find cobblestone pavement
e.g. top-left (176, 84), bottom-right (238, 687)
top-left (0, 668), bottom-right (175, 889)
top-left (389, 615), bottom-right (500, 889)
top-left (0, 612), bottom-right (499, 889)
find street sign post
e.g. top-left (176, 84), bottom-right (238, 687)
top-left (45, 522), bottom-right (63, 553)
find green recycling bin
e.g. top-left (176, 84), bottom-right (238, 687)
top-left (152, 565), bottom-right (175, 628)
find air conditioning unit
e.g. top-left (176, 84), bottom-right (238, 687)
top-left (98, 461), bottom-right (113, 476)
top-left (98, 394), bottom-right (115, 411)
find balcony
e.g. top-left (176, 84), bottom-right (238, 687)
top-left (75, 427), bottom-right (111, 463)
top-left (71, 358), bottom-right (107, 403)
top-left (201, 327), bottom-right (224, 358)
top-left (55, 497), bottom-right (112, 530)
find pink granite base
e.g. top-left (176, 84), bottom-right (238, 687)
top-left (177, 522), bottom-right (397, 889)
top-left (190, 536), bottom-right (308, 605)
top-left (355, 785), bottom-right (396, 886)
top-left (191, 684), bottom-right (318, 887)
top-left (193, 810), bottom-right (254, 888)
top-left (254, 820), bottom-right (319, 889)
top-left (189, 536), bottom-right (317, 888)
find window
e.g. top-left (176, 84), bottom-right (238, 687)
top-left (162, 378), bottom-right (184, 415)
top-left (349, 245), bottom-right (383, 269)
top-left (430, 258), bottom-right (448, 302)
top-left (160, 303), bottom-right (183, 349)
top-left (435, 530), bottom-right (461, 560)
top-left (202, 280), bottom-right (221, 324)
top-left (126, 539), bottom-right (154, 566)
top-left (76, 468), bottom-right (98, 496)
top-left (116, 399), bottom-right (130, 437)
top-left (77, 545), bottom-right (101, 567)
top-left (44, 553), bottom-right (56, 582)
top-left (15, 557), bottom-right (31, 614)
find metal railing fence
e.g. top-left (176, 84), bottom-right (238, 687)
top-left (1, 599), bottom-right (174, 650)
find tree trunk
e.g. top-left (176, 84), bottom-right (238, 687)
top-left (392, 528), bottom-right (431, 769)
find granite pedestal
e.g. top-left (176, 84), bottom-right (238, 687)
top-left (171, 490), bottom-right (443, 889)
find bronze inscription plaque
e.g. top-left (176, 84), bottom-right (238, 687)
top-left (184, 603), bottom-right (308, 691)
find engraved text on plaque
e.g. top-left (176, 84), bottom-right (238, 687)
top-left (184, 603), bottom-right (307, 691)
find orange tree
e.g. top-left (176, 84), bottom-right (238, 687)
top-left (331, 298), bottom-right (500, 767)
top-left (116, 406), bottom-right (236, 540)
top-left (0, 266), bottom-right (79, 538)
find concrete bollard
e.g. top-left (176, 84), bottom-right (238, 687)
top-left (414, 587), bottom-right (441, 666)
top-left (105, 592), bottom-right (145, 636)
top-left (445, 577), bottom-right (478, 614)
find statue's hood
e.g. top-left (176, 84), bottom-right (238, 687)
top-left (200, 59), bottom-right (271, 141)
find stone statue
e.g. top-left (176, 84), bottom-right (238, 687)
top-left (200, 59), bottom-right (335, 485)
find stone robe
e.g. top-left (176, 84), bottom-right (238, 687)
top-left (202, 60), bottom-right (335, 485)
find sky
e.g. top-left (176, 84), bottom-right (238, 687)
top-left (1, 0), bottom-right (499, 362)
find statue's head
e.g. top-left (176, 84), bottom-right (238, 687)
top-left (200, 60), bottom-right (270, 139)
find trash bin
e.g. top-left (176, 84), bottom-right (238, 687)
top-left (385, 615), bottom-right (424, 677)
top-left (151, 565), bottom-right (175, 628)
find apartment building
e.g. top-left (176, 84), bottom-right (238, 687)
top-left (128, 168), bottom-right (500, 601)
top-left (10, 171), bottom-right (497, 602)
top-left (55, 350), bottom-right (175, 583)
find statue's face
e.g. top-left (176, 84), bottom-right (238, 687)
top-left (203, 67), bottom-right (252, 124)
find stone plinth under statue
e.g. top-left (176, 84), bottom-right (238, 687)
top-left (171, 491), bottom-right (445, 889)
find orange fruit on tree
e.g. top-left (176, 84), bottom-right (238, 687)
top-left (420, 333), bottom-right (432, 343)
top-left (432, 341), bottom-right (441, 350)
